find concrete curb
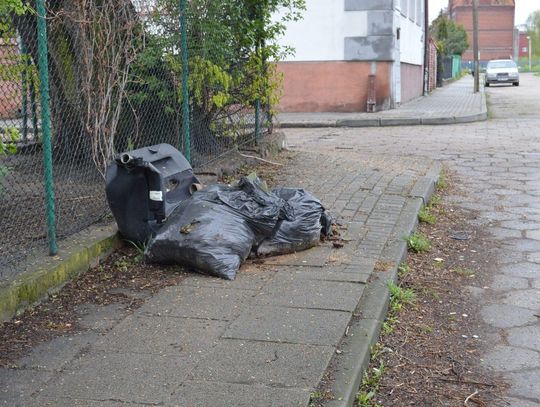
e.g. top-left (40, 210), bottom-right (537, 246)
top-left (279, 112), bottom-right (487, 129)
top-left (323, 165), bottom-right (441, 407)
top-left (0, 224), bottom-right (120, 322)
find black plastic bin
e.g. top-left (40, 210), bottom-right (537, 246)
top-left (105, 143), bottom-right (199, 243)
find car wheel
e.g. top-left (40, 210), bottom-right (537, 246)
top-left (485, 82), bottom-right (490, 87)
top-left (513, 82), bottom-right (519, 86)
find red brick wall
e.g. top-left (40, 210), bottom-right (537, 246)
top-left (451, 4), bottom-right (515, 63)
top-left (400, 63), bottom-right (423, 103)
top-left (518, 32), bottom-right (530, 58)
top-left (427, 39), bottom-right (437, 93)
top-left (276, 61), bottom-right (392, 113)
top-left (0, 39), bottom-right (22, 119)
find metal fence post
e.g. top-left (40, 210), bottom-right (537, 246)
top-left (255, 99), bottom-right (261, 140)
top-left (36, 0), bottom-right (58, 255)
top-left (20, 40), bottom-right (28, 142)
top-left (180, 0), bottom-right (190, 163)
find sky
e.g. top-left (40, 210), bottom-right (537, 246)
top-left (428, 0), bottom-right (540, 26)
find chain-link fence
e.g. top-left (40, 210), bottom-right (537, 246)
top-left (0, 0), bottom-right (274, 280)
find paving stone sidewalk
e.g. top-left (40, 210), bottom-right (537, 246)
top-left (277, 75), bottom-right (486, 128)
top-left (1, 151), bottom-right (438, 406)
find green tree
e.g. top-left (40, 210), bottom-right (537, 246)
top-left (430, 11), bottom-right (469, 56)
top-left (527, 10), bottom-right (540, 59)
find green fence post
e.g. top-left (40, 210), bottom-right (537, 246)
top-left (20, 41), bottom-right (28, 141)
top-left (255, 99), bottom-right (261, 140)
top-left (36, 0), bottom-right (58, 255)
top-left (180, 0), bottom-right (190, 163)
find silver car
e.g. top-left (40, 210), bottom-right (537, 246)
top-left (485, 59), bottom-right (519, 87)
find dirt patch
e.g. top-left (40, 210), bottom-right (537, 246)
top-left (356, 171), bottom-right (507, 406)
top-left (0, 246), bottom-right (189, 367)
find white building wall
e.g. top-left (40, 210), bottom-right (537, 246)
top-left (274, 0), bottom-right (368, 62)
top-left (396, 0), bottom-right (425, 65)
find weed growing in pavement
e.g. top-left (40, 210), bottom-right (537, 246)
top-left (405, 232), bottom-right (431, 253)
top-left (437, 171), bottom-right (447, 190)
top-left (428, 193), bottom-right (442, 207)
top-left (124, 239), bottom-right (148, 263)
top-left (418, 206), bottom-right (437, 225)
top-left (356, 361), bottom-right (385, 407)
top-left (397, 262), bottom-right (411, 278)
top-left (388, 281), bottom-right (416, 311)
top-left (453, 267), bottom-right (476, 277)
top-left (355, 283), bottom-right (415, 406)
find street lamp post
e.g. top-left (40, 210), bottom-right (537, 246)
top-left (527, 36), bottom-right (532, 72)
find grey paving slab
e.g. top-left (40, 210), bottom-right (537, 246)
top-left (500, 263), bottom-right (540, 278)
top-left (482, 345), bottom-right (540, 372)
top-left (489, 274), bottom-right (529, 291)
top-left (93, 315), bottom-right (227, 357)
top-left (138, 285), bottom-right (255, 321)
top-left (506, 369), bottom-right (540, 401)
top-left (180, 263), bottom-right (276, 290)
top-left (17, 332), bottom-right (100, 371)
top-left (503, 239), bottom-right (540, 253)
top-left (0, 368), bottom-right (52, 406)
top-left (507, 325), bottom-right (540, 352)
top-left (25, 397), bottom-right (137, 407)
top-left (223, 305), bottom-right (351, 346)
top-left (254, 274), bottom-right (364, 311)
top-left (168, 381), bottom-right (310, 407)
top-left (189, 339), bottom-right (333, 388)
top-left (480, 303), bottom-right (539, 329)
top-left (502, 290), bottom-right (540, 310)
top-left (74, 303), bottom-right (131, 332)
top-left (262, 246), bottom-right (333, 267)
top-left (40, 352), bottom-right (190, 405)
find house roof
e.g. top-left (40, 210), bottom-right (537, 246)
top-left (449, 0), bottom-right (515, 6)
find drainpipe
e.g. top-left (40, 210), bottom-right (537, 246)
top-left (423, 0), bottom-right (429, 95)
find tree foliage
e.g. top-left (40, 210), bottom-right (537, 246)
top-left (527, 10), bottom-right (540, 58)
top-left (430, 11), bottom-right (469, 56)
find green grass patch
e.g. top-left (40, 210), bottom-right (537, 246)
top-left (436, 171), bottom-right (447, 190)
top-left (405, 232), bottom-right (431, 253)
top-left (418, 206), bottom-right (436, 225)
top-left (397, 262), bottom-right (411, 278)
top-left (356, 361), bottom-right (385, 407)
top-left (453, 267), bottom-right (475, 277)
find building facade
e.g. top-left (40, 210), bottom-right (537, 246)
top-left (275, 0), bottom-right (427, 113)
top-left (448, 0), bottom-right (515, 65)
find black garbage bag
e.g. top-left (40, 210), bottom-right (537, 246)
top-left (144, 177), bottom-right (293, 280)
top-left (144, 193), bottom-right (255, 280)
top-left (216, 177), bottom-right (294, 240)
top-left (256, 187), bottom-right (332, 257)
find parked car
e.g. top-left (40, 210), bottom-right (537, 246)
top-left (484, 59), bottom-right (519, 87)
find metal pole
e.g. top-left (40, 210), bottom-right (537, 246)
top-left (472, 0), bottom-right (480, 93)
top-left (180, 0), bottom-right (190, 163)
top-left (21, 40), bottom-right (28, 142)
top-left (528, 36), bottom-right (532, 71)
top-left (255, 99), bottom-right (261, 140)
top-left (36, 0), bottom-right (58, 255)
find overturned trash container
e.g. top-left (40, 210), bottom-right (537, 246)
top-left (105, 143), bottom-right (199, 243)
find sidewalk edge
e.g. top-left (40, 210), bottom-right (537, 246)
top-left (0, 225), bottom-right (120, 322)
top-left (323, 166), bottom-right (440, 407)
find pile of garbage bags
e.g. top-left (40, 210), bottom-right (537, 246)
top-left (106, 144), bottom-right (331, 280)
top-left (144, 176), bottom-right (332, 280)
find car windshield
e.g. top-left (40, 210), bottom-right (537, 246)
top-left (487, 60), bottom-right (517, 69)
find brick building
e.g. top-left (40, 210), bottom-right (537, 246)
top-left (274, 0), bottom-right (429, 113)
top-left (0, 39), bottom-right (21, 119)
top-left (448, 0), bottom-right (515, 65)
